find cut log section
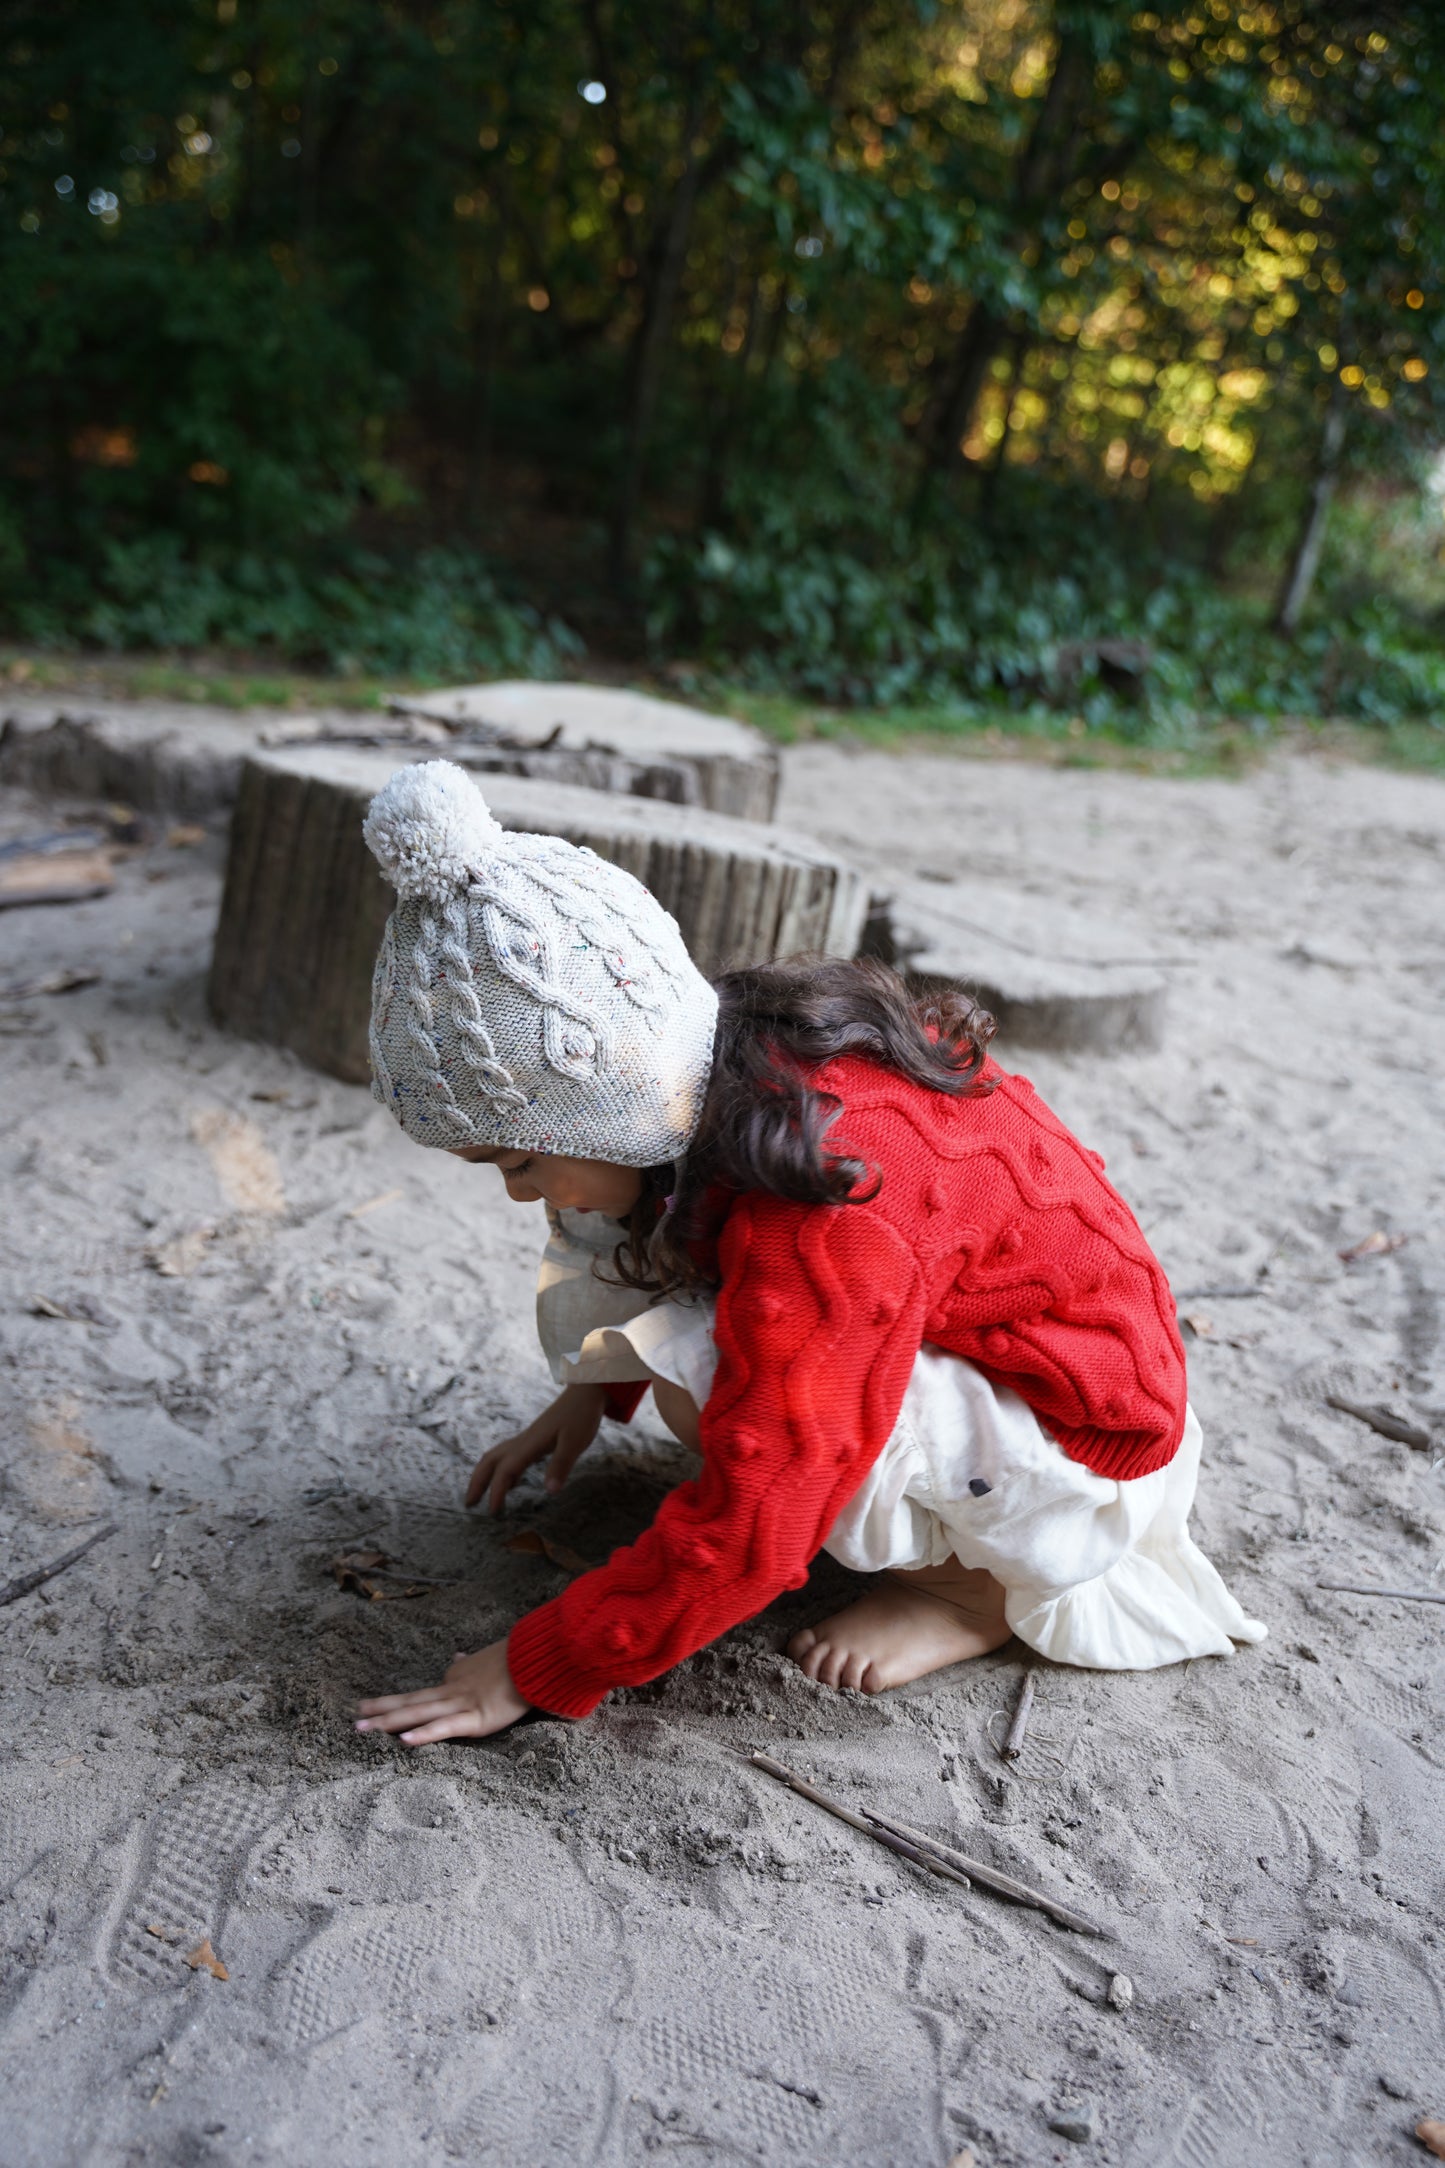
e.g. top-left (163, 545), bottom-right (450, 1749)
top-left (0, 704), bottom-right (264, 817)
top-left (389, 680), bottom-right (780, 821)
top-left (1, 683), bottom-right (780, 823)
top-left (863, 878), bottom-right (1168, 1053)
top-left (209, 747), bottom-right (865, 1083)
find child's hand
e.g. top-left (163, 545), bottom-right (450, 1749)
top-left (465, 1383), bottom-right (607, 1514)
top-left (355, 1640), bottom-right (529, 1746)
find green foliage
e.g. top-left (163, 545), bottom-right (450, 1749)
top-left (648, 518), bottom-right (1445, 734)
top-left (10, 537), bottom-right (579, 679)
top-left (0, 0), bottom-right (1443, 711)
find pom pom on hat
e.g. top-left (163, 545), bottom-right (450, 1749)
top-left (363, 760), bottom-right (505, 903)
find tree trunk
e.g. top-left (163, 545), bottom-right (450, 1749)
top-left (914, 22), bottom-right (1093, 502)
top-left (466, 224), bottom-right (504, 529)
top-left (1273, 388), bottom-right (1348, 636)
top-left (698, 271), bottom-right (760, 532)
top-left (609, 103), bottom-right (707, 593)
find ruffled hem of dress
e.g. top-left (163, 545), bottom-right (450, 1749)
top-left (1003, 1534), bottom-right (1267, 1671)
top-left (559, 1301), bottom-right (715, 1404)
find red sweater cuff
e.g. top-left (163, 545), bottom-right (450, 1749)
top-left (507, 1604), bottom-right (607, 1719)
top-left (601, 1381), bottom-right (648, 1424)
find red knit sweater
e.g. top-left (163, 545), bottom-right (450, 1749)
top-left (507, 1054), bottom-right (1187, 1719)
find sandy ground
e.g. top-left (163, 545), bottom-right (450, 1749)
top-left (1, 728), bottom-right (1442, 2168)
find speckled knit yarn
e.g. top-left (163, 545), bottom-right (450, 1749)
top-left (363, 761), bottom-right (718, 1165)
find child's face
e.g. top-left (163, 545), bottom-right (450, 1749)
top-left (448, 1145), bottom-right (644, 1219)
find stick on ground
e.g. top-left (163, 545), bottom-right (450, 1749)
top-left (1000, 1670), bottom-right (1036, 1760)
top-left (864, 1811), bottom-right (1111, 1938)
top-left (748, 1754), bottom-right (970, 1891)
top-left (0, 1522), bottom-right (118, 1608)
top-left (1324, 1395), bottom-right (1431, 1451)
top-left (1316, 1579), bottom-right (1445, 1606)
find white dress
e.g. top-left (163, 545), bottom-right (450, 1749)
top-left (536, 1208), bottom-right (1267, 1671)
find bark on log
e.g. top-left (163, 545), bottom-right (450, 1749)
top-left (209, 748), bottom-right (866, 1083)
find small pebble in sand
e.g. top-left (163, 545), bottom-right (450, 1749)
top-left (1047, 2103), bottom-right (1097, 2143)
top-left (1106, 1973), bottom-right (1134, 2010)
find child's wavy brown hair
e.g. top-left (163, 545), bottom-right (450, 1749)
top-left (610, 954), bottom-right (997, 1298)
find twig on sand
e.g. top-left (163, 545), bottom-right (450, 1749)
top-left (864, 1811), bottom-right (1110, 1938)
top-left (1316, 1579), bottom-right (1445, 1607)
top-left (1324, 1395), bottom-right (1431, 1451)
top-left (748, 1753), bottom-right (971, 1891)
top-left (1000, 1670), bottom-right (1036, 1761)
top-left (0, 1522), bottom-right (118, 1608)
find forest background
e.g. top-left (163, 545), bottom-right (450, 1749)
top-left (3, 0), bottom-right (1444, 754)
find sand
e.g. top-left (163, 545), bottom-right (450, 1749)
top-left (0, 727), bottom-right (1442, 2167)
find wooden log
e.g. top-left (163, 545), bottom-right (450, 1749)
top-left (863, 877), bottom-right (1169, 1054)
top-left (1, 683), bottom-right (780, 822)
top-left (208, 747), bottom-right (866, 1084)
top-left (0, 704), bottom-right (261, 817)
top-left (389, 680), bottom-right (780, 822)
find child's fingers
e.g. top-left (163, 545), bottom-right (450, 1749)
top-left (543, 1418), bottom-right (596, 1494)
top-left (356, 1692), bottom-right (466, 1734)
top-left (488, 1456), bottom-right (526, 1515)
top-left (398, 1710), bottom-right (487, 1747)
top-left (355, 1685), bottom-right (460, 1717)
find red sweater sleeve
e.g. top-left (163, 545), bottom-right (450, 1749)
top-left (506, 1193), bottom-right (925, 1719)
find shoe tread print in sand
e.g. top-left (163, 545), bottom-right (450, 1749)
top-left (261, 1783), bottom-right (622, 2157)
top-left (102, 1776), bottom-right (286, 1990)
top-left (624, 1919), bottom-right (940, 2165)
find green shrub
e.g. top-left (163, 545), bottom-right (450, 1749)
top-left (5, 538), bottom-right (580, 681)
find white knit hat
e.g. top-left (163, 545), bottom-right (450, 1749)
top-left (363, 761), bottom-right (718, 1167)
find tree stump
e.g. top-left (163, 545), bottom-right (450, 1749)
top-left (208, 747), bottom-right (866, 1083)
top-left (862, 877), bottom-right (1168, 1053)
top-left (1, 681), bottom-right (780, 822)
top-left (389, 680), bottom-right (780, 821)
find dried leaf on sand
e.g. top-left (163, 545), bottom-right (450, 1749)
top-left (1338, 1229), bottom-right (1409, 1264)
top-left (506, 1529), bottom-right (592, 1575)
top-left (329, 1549), bottom-right (440, 1600)
top-left (185, 1938), bottom-right (229, 1980)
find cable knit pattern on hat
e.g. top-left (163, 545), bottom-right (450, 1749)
top-left (507, 1053), bottom-right (1189, 1719)
top-left (364, 761), bottom-right (719, 1165)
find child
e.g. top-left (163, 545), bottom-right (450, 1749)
top-left (355, 763), bottom-right (1263, 1747)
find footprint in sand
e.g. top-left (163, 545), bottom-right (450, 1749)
top-left (103, 1777), bottom-right (285, 1991)
top-left (265, 1782), bottom-right (621, 2151)
top-left (1336, 1660), bottom-right (1443, 1766)
top-left (627, 1918), bottom-right (936, 2165)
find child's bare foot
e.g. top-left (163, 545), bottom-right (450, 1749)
top-left (787, 1561), bottom-right (1011, 1693)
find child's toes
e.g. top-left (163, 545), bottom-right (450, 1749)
top-left (786, 1625), bottom-right (819, 1664)
top-left (839, 1650), bottom-right (872, 1693)
top-left (816, 1642), bottom-right (853, 1691)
